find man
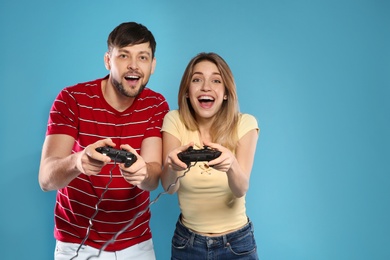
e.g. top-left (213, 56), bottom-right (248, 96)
top-left (39, 22), bottom-right (169, 259)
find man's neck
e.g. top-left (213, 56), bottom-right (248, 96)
top-left (101, 78), bottom-right (135, 112)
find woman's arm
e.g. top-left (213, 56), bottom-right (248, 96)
top-left (161, 132), bottom-right (192, 194)
top-left (206, 128), bottom-right (259, 197)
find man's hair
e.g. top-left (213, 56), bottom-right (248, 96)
top-left (107, 22), bottom-right (156, 58)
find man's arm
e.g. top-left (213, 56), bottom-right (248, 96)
top-left (138, 136), bottom-right (163, 191)
top-left (39, 134), bottom-right (80, 191)
top-left (38, 134), bottom-right (113, 191)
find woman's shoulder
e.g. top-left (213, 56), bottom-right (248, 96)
top-left (163, 110), bottom-right (183, 127)
top-left (239, 113), bottom-right (258, 125)
top-left (237, 113), bottom-right (259, 138)
top-left (164, 109), bottom-right (180, 120)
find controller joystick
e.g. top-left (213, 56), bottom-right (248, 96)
top-left (96, 146), bottom-right (137, 168)
top-left (177, 146), bottom-right (221, 166)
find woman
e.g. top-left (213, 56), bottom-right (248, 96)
top-left (161, 52), bottom-right (259, 259)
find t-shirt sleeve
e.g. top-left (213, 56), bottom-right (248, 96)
top-left (143, 94), bottom-right (170, 139)
top-left (161, 110), bottom-right (182, 140)
top-left (46, 88), bottom-right (79, 139)
top-left (238, 114), bottom-right (259, 139)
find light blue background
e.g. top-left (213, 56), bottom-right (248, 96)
top-left (0, 0), bottom-right (389, 259)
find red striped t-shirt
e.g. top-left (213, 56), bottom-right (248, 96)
top-left (46, 76), bottom-right (169, 251)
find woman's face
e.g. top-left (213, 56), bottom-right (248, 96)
top-left (187, 60), bottom-right (226, 121)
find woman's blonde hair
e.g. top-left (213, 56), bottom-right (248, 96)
top-left (178, 52), bottom-right (239, 151)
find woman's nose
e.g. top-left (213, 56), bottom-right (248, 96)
top-left (200, 80), bottom-right (212, 91)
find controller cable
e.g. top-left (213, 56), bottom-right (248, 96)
top-left (71, 157), bottom-right (197, 259)
top-left (70, 156), bottom-right (119, 260)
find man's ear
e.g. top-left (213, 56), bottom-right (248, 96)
top-left (104, 52), bottom-right (111, 70)
top-left (150, 57), bottom-right (156, 74)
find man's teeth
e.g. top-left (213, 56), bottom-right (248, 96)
top-left (125, 76), bottom-right (139, 80)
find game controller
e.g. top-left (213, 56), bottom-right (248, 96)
top-left (96, 146), bottom-right (137, 168)
top-left (177, 146), bottom-right (222, 166)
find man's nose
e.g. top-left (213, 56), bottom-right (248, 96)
top-left (127, 57), bottom-right (138, 70)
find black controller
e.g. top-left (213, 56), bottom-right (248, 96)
top-left (177, 146), bottom-right (221, 166)
top-left (96, 146), bottom-right (137, 168)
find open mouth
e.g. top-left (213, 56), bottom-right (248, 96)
top-left (198, 95), bottom-right (214, 108)
top-left (124, 75), bottom-right (140, 84)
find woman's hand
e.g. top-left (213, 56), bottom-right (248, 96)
top-left (166, 142), bottom-right (194, 171)
top-left (203, 141), bottom-right (235, 172)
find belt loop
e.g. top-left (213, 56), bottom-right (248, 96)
top-left (249, 220), bottom-right (254, 232)
top-left (189, 232), bottom-right (195, 247)
top-left (223, 234), bottom-right (228, 247)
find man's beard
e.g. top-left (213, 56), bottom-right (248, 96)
top-left (111, 78), bottom-right (147, 98)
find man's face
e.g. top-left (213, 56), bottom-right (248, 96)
top-left (105, 42), bottom-right (156, 97)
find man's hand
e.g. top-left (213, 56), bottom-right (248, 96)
top-left (118, 144), bottom-right (148, 187)
top-left (76, 138), bottom-right (116, 176)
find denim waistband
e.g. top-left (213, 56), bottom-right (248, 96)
top-left (176, 216), bottom-right (254, 248)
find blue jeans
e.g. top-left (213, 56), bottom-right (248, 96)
top-left (171, 216), bottom-right (259, 260)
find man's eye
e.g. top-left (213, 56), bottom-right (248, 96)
top-left (139, 56), bottom-right (148, 61)
top-left (119, 54), bottom-right (127, 59)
